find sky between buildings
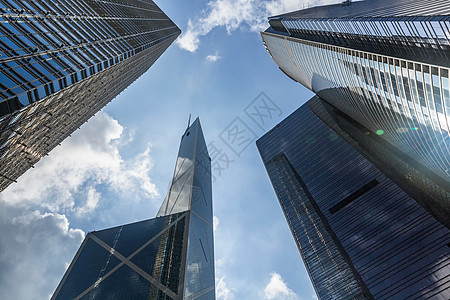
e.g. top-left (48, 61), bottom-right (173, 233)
top-left (0, 0), bottom-right (338, 299)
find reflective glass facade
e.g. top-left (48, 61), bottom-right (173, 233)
top-left (158, 118), bottom-right (215, 299)
top-left (261, 0), bottom-right (450, 228)
top-left (269, 0), bottom-right (450, 67)
top-left (53, 213), bottom-right (187, 300)
top-left (0, 0), bottom-right (180, 191)
top-left (308, 98), bottom-right (450, 227)
top-left (53, 118), bottom-right (215, 299)
top-left (257, 97), bottom-right (450, 299)
top-left (280, 15), bottom-right (450, 67)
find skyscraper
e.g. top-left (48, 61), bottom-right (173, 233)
top-left (258, 1), bottom-right (450, 299)
top-left (0, 0), bottom-right (180, 192)
top-left (261, 0), bottom-right (450, 227)
top-left (257, 97), bottom-right (450, 299)
top-left (52, 118), bottom-right (215, 299)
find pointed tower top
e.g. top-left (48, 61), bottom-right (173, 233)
top-left (157, 117), bottom-right (211, 219)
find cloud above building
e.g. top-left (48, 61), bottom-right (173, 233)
top-left (0, 112), bottom-right (159, 299)
top-left (176, 0), bottom-right (338, 52)
top-left (0, 111), bottom-right (158, 214)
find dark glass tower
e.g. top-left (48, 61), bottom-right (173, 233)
top-left (257, 97), bottom-right (450, 299)
top-left (0, 0), bottom-right (180, 192)
top-left (261, 0), bottom-right (450, 228)
top-left (259, 1), bottom-right (450, 298)
top-left (52, 118), bottom-right (215, 299)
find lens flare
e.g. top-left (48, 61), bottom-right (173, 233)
top-left (396, 127), bottom-right (408, 133)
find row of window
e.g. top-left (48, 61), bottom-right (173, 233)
top-left (262, 31), bottom-right (450, 181)
top-left (343, 52), bottom-right (450, 175)
top-left (308, 98), bottom-right (449, 226)
top-left (0, 0), bottom-right (178, 109)
top-left (0, 44), bottom-right (173, 187)
top-left (266, 153), bottom-right (369, 299)
top-left (258, 102), bottom-right (450, 299)
top-left (279, 15), bottom-right (450, 68)
top-left (1, 0), bottom-right (162, 18)
top-left (282, 16), bottom-right (450, 44)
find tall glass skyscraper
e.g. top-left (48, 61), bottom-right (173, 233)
top-left (257, 97), bottom-right (450, 299)
top-left (0, 0), bottom-right (180, 192)
top-left (52, 118), bottom-right (215, 299)
top-left (261, 0), bottom-right (450, 228)
top-left (258, 1), bottom-right (450, 299)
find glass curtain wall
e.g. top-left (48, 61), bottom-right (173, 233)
top-left (262, 31), bottom-right (450, 182)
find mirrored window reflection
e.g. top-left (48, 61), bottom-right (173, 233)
top-left (54, 213), bottom-right (187, 300)
top-left (184, 213), bottom-right (215, 299)
top-left (262, 32), bottom-right (450, 182)
top-left (257, 101), bottom-right (450, 300)
top-left (0, 0), bottom-right (181, 192)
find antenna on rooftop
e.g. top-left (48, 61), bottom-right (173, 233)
top-left (183, 114), bottom-right (192, 138)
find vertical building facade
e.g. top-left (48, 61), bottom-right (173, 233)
top-left (0, 0), bottom-right (180, 191)
top-left (261, 0), bottom-right (450, 228)
top-left (257, 97), bottom-right (450, 299)
top-left (52, 118), bottom-right (215, 300)
top-left (259, 1), bottom-right (450, 299)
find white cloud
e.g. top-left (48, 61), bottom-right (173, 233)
top-left (75, 187), bottom-right (100, 216)
top-left (0, 204), bottom-right (84, 299)
top-left (176, 20), bottom-right (201, 52)
top-left (216, 276), bottom-right (236, 300)
top-left (0, 111), bottom-right (161, 299)
top-left (265, 0), bottom-right (315, 16)
top-left (264, 273), bottom-right (299, 300)
top-left (0, 111), bottom-right (158, 215)
top-left (176, 0), bottom-right (339, 52)
top-left (176, 0), bottom-right (264, 52)
top-left (213, 215), bottom-right (220, 232)
top-left (215, 258), bottom-right (226, 268)
top-left (206, 54), bottom-right (221, 62)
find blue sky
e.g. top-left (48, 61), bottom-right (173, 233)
top-left (0, 0), bottom-right (337, 299)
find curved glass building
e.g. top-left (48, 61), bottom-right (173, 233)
top-left (0, 0), bottom-right (180, 191)
top-left (259, 1), bottom-right (450, 299)
top-left (261, 0), bottom-right (450, 227)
